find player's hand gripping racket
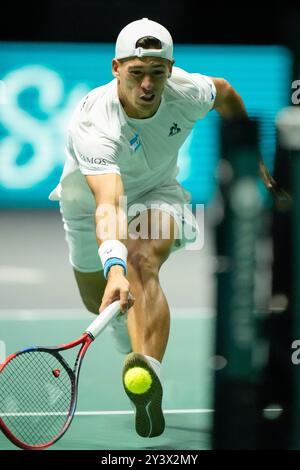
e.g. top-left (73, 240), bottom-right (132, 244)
top-left (0, 300), bottom-right (121, 450)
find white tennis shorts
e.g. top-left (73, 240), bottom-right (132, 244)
top-left (54, 170), bottom-right (200, 273)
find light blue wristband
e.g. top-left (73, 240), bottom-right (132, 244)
top-left (103, 257), bottom-right (127, 279)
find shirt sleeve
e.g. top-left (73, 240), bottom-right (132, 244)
top-left (188, 73), bottom-right (216, 118)
top-left (168, 67), bottom-right (216, 120)
top-left (67, 128), bottom-right (121, 177)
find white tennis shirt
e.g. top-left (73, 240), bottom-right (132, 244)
top-left (49, 66), bottom-right (216, 203)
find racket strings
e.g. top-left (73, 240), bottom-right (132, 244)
top-left (0, 350), bottom-right (74, 446)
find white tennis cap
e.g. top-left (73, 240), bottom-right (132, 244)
top-left (115, 18), bottom-right (173, 61)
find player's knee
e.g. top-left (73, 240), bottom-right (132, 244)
top-left (127, 240), bottom-right (172, 279)
top-left (128, 247), bottom-right (157, 277)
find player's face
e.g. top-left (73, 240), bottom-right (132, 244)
top-left (113, 56), bottom-right (172, 118)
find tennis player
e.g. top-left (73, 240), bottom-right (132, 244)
top-left (49, 18), bottom-right (283, 438)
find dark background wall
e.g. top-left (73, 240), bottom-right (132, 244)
top-left (0, 0), bottom-right (296, 46)
top-left (2, 1), bottom-right (299, 77)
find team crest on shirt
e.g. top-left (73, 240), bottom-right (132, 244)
top-left (129, 133), bottom-right (142, 152)
top-left (169, 122), bottom-right (181, 136)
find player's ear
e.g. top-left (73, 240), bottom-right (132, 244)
top-left (112, 59), bottom-right (121, 79)
top-left (168, 59), bottom-right (175, 78)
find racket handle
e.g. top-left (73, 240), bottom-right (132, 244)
top-left (85, 300), bottom-right (121, 339)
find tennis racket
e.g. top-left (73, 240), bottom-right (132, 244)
top-left (0, 300), bottom-right (121, 450)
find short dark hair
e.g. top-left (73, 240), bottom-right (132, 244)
top-left (117, 36), bottom-right (163, 63)
top-left (135, 36), bottom-right (162, 50)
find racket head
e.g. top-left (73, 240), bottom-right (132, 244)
top-left (0, 335), bottom-right (91, 450)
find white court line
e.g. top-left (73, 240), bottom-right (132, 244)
top-left (0, 266), bottom-right (47, 284)
top-left (0, 308), bottom-right (216, 320)
top-left (1, 409), bottom-right (213, 417)
top-left (75, 409), bottom-right (214, 416)
top-left (0, 408), bottom-right (282, 418)
top-left (74, 408), bottom-right (282, 415)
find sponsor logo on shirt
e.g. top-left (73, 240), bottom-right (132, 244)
top-left (129, 133), bottom-right (142, 152)
top-left (80, 154), bottom-right (109, 165)
top-left (169, 122), bottom-right (181, 137)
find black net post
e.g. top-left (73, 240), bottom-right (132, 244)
top-left (276, 107), bottom-right (300, 448)
top-left (257, 108), bottom-right (294, 449)
top-left (213, 117), bottom-right (269, 449)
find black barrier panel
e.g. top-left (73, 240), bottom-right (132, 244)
top-left (258, 129), bottom-right (293, 450)
top-left (291, 146), bottom-right (300, 448)
top-left (213, 117), bottom-right (269, 449)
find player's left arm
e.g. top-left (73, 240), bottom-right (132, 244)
top-left (211, 77), bottom-right (292, 210)
top-left (211, 77), bottom-right (247, 119)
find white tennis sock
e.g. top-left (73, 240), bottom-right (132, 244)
top-left (144, 355), bottom-right (161, 379)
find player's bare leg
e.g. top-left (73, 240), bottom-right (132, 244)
top-left (73, 209), bottom-right (178, 437)
top-left (123, 209), bottom-right (177, 437)
top-left (126, 209), bottom-right (176, 362)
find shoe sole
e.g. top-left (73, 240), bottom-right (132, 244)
top-left (122, 352), bottom-right (165, 438)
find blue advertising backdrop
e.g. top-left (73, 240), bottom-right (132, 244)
top-left (0, 43), bottom-right (291, 207)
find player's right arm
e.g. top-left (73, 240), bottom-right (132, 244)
top-left (85, 173), bottom-right (131, 313)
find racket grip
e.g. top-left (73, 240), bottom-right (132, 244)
top-left (85, 300), bottom-right (121, 339)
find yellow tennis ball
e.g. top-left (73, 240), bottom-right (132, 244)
top-left (124, 367), bottom-right (152, 394)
